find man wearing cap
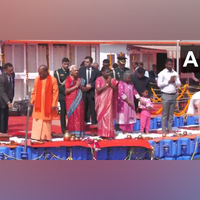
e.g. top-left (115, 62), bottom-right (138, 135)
top-left (54, 57), bottom-right (70, 134)
top-left (114, 55), bottom-right (129, 81)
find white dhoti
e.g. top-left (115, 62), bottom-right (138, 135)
top-left (187, 91), bottom-right (200, 115)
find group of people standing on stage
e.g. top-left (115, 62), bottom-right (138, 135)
top-left (30, 54), bottom-right (181, 141)
top-left (0, 55), bottom-right (181, 141)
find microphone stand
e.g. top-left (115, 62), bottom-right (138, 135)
top-left (21, 94), bottom-right (31, 160)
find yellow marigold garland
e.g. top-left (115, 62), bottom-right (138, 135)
top-left (151, 84), bottom-right (188, 102)
top-left (151, 84), bottom-right (192, 116)
top-left (151, 88), bottom-right (162, 101)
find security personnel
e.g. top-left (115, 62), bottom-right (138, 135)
top-left (114, 55), bottom-right (129, 80)
top-left (54, 57), bottom-right (70, 134)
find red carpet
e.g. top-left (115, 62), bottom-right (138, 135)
top-left (8, 115), bottom-right (162, 137)
top-left (8, 116), bottom-right (61, 137)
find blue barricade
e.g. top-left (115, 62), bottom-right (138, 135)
top-left (8, 147), bottom-right (17, 160)
top-left (179, 117), bottom-right (184, 127)
top-left (133, 117), bottom-right (186, 131)
top-left (173, 117), bottom-right (183, 127)
top-left (0, 147), bottom-right (9, 160)
top-left (189, 139), bottom-right (196, 156)
top-left (194, 155), bottom-right (200, 160)
top-left (192, 137), bottom-right (200, 155)
top-left (107, 147), bottom-right (127, 160)
top-left (159, 139), bottom-right (177, 159)
top-left (154, 117), bottom-right (162, 129)
top-left (176, 156), bottom-right (191, 160)
top-left (0, 146), bottom-right (24, 160)
top-left (15, 146), bottom-right (24, 159)
top-left (48, 147), bottom-right (67, 160)
top-left (194, 116), bottom-right (199, 125)
top-left (97, 148), bottom-right (108, 160)
top-left (148, 140), bottom-right (155, 158)
top-left (27, 147), bottom-right (45, 160)
top-left (173, 117), bottom-right (178, 127)
top-left (131, 147), bottom-right (150, 160)
top-left (156, 116), bottom-right (184, 128)
top-left (155, 142), bottom-right (160, 159)
top-left (144, 149), bottom-right (152, 160)
top-left (148, 140), bottom-right (159, 159)
top-left (134, 119), bottom-right (140, 131)
top-left (187, 116), bottom-right (196, 125)
top-left (70, 147), bottom-right (92, 160)
top-left (161, 158), bottom-right (175, 160)
top-left (150, 119), bottom-right (154, 130)
top-left (166, 117), bottom-right (178, 128)
top-left (177, 138), bottom-right (190, 157)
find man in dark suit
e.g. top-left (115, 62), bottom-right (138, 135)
top-left (0, 63), bottom-right (15, 133)
top-left (149, 64), bottom-right (159, 92)
top-left (79, 56), bottom-right (100, 124)
top-left (149, 64), bottom-right (158, 84)
top-left (54, 57), bottom-right (70, 134)
top-left (132, 67), bottom-right (151, 110)
top-left (132, 62), bottom-right (139, 72)
top-left (134, 62), bottom-right (149, 78)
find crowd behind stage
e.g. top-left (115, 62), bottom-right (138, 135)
top-left (0, 55), bottom-right (181, 141)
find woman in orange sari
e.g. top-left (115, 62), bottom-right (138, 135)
top-left (65, 65), bottom-right (88, 137)
top-left (95, 67), bottom-right (118, 139)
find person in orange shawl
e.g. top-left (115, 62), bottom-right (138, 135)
top-left (30, 65), bottom-right (59, 141)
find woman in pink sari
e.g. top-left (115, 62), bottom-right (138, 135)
top-left (95, 67), bottom-right (118, 138)
top-left (116, 70), bottom-right (142, 133)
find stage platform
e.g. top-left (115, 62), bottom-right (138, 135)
top-left (8, 115), bottom-right (196, 137)
top-left (0, 116), bottom-right (199, 160)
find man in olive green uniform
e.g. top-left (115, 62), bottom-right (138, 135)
top-left (54, 57), bottom-right (70, 134)
top-left (114, 55), bottom-right (129, 81)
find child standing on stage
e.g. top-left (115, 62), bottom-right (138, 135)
top-left (138, 89), bottom-right (154, 134)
